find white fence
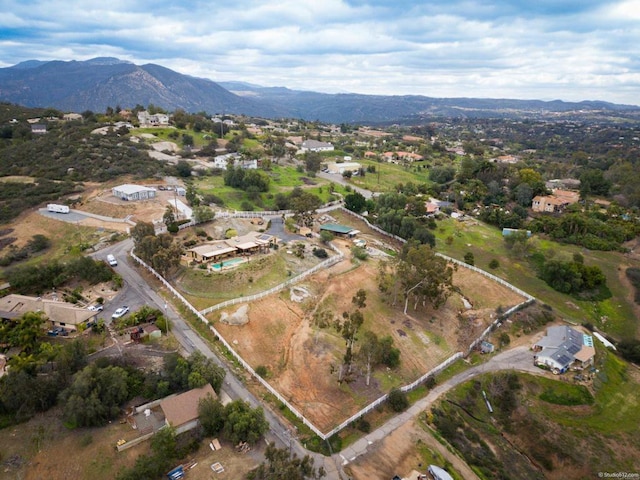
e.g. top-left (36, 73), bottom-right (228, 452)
top-left (130, 248), bottom-right (339, 440)
top-left (335, 206), bottom-right (537, 355)
top-left (200, 250), bottom-right (343, 315)
top-left (130, 204), bottom-right (537, 441)
top-left (321, 352), bottom-right (464, 440)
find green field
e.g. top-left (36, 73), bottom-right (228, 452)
top-left (433, 217), bottom-right (640, 339)
top-left (195, 165), bottom-right (351, 210)
top-left (131, 127), bottom-right (214, 148)
top-left (348, 159), bottom-right (434, 194)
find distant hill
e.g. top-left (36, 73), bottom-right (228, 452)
top-left (1, 58), bottom-right (639, 123)
top-left (0, 58), bottom-right (282, 118)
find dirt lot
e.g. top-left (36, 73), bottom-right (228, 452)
top-left (344, 419), bottom-right (478, 480)
top-left (210, 237), bottom-right (528, 433)
top-left (0, 407), bottom-right (263, 480)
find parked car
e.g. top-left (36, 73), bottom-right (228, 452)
top-left (112, 306), bottom-right (130, 319)
top-left (47, 327), bottom-right (68, 336)
top-left (88, 304), bottom-right (104, 312)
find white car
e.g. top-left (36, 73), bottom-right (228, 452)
top-left (87, 304), bottom-right (104, 312)
top-left (111, 306), bottom-right (130, 319)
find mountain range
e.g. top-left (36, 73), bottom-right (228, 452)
top-left (1, 57), bottom-right (639, 124)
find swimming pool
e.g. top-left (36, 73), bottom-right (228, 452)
top-left (211, 257), bottom-right (246, 271)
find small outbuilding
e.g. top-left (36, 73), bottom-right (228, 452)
top-left (480, 341), bottom-right (495, 354)
top-left (319, 223), bottom-right (354, 237)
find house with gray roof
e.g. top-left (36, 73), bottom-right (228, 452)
top-left (112, 184), bottom-right (157, 201)
top-left (301, 140), bottom-right (334, 152)
top-left (533, 325), bottom-right (595, 374)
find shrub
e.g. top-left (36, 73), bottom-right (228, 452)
top-left (255, 365), bottom-right (268, 378)
top-left (356, 418), bottom-right (371, 433)
top-left (464, 252), bottom-right (475, 266)
top-left (387, 388), bottom-right (409, 412)
top-left (351, 246), bottom-right (368, 260)
top-left (312, 247), bottom-right (328, 259)
top-left (489, 259), bottom-right (499, 269)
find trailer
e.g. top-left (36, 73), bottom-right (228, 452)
top-left (47, 204), bottom-right (70, 214)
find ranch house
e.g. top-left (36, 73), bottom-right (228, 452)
top-left (112, 184), bottom-right (157, 201)
top-left (533, 325), bottom-right (595, 374)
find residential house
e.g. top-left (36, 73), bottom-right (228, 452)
top-left (112, 184), bottom-right (157, 201)
top-left (63, 113), bottom-right (83, 121)
top-left (326, 162), bottom-right (361, 174)
top-left (533, 325), bottom-right (595, 374)
top-left (137, 111), bottom-right (169, 127)
top-left (531, 188), bottom-right (580, 213)
top-left (425, 202), bottom-right (440, 216)
top-left (211, 152), bottom-right (241, 170)
top-left (186, 232), bottom-right (277, 264)
top-left (531, 195), bottom-right (567, 213)
top-left (301, 140), bottom-right (334, 152)
top-left (552, 189), bottom-right (580, 204)
top-left (0, 294), bottom-right (97, 332)
top-left (160, 384), bottom-right (217, 434)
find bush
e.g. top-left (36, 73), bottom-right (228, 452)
top-left (489, 259), bottom-right (500, 269)
top-left (464, 252), bottom-right (475, 266)
top-left (312, 247), bottom-right (328, 259)
top-left (255, 365), bottom-right (268, 378)
top-left (387, 388), bottom-right (409, 412)
top-left (356, 418), bottom-right (371, 433)
top-left (351, 246), bottom-right (368, 260)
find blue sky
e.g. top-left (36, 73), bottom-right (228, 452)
top-left (1, 0), bottom-right (639, 105)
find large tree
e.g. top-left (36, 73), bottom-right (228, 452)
top-left (61, 364), bottom-right (130, 427)
top-left (378, 243), bottom-right (454, 312)
top-left (288, 188), bottom-right (322, 227)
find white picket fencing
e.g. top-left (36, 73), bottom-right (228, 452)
top-left (130, 204), bottom-right (537, 440)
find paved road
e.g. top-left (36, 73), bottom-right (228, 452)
top-left (334, 346), bottom-right (541, 473)
top-left (93, 238), bottom-right (540, 480)
top-left (91, 240), bottom-right (339, 475)
top-left (317, 171), bottom-right (380, 199)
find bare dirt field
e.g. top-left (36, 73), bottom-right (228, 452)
top-left (344, 419), bottom-right (479, 480)
top-left (209, 240), bottom-right (528, 433)
top-left (0, 406), bottom-right (262, 480)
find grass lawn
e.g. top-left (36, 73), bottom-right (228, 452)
top-left (433, 217), bottom-right (640, 339)
top-left (195, 165), bottom-right (350, 210)
top-left (348, 159), bottom-right (433, 194)
top-left (177, 253), bottom-right (289, 305)
top-left (131, 127), bottom-right (214, 148)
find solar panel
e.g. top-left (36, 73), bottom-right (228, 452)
top-left (557, 354), bottom-right (572, 365)
top-left (566, 343), bottom-right (581, 355)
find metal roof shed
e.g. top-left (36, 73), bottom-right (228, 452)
top-left (319, 223), bottom-right (353, 235)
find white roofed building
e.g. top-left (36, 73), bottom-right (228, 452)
top-left (112, 184), bottom-right (157, 201)
top-left (301, 140), bottom-right (334, 152)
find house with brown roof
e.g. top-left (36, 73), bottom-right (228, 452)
top-left (0, 294), bottom-right (97, 331)
top-left (160, 383), bottom-right (217, 434)
top-left (186, 231), bottom-right (277, 264)
top-left (531, 195), bottom-right (567, 213)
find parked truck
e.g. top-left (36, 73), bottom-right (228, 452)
top-left (47, 204), bottom-right (70, 214)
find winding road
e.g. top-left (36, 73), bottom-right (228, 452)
top-left (93, 238), bottom-right (541, 479)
